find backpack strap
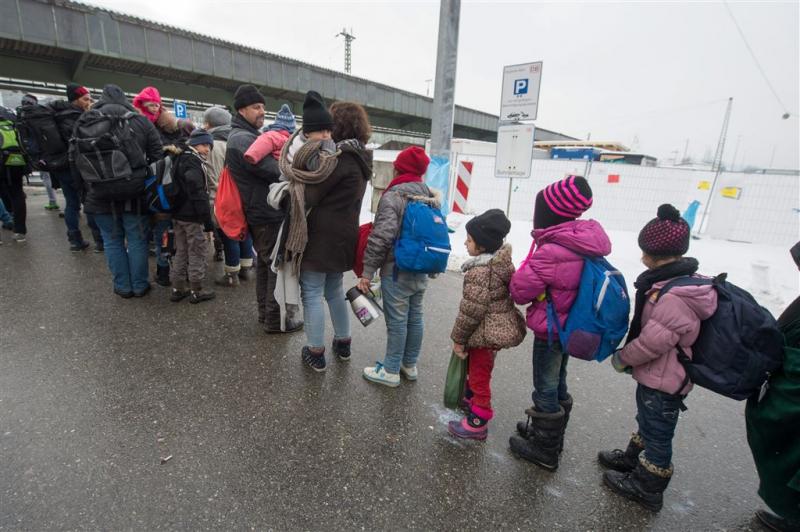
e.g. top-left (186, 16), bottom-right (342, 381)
top-left (656, 273), bottom-right (725, 301)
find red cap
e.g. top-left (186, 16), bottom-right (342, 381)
top-left (393, 146), bottom-right (430, 177)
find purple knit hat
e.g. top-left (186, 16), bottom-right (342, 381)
top-left (534, 175), bottom-right (593, 229)
top-left (638, 204), bottom-right (690, 257)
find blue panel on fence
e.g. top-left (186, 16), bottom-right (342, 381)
top-left (425, 155), bottom-right (450, 217)
top-left (682, 199), bottom-right (700, 230)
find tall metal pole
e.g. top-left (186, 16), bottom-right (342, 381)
top-left (336, 28), bottom-right (355, 74)
top-left (699, 97), bottom-right (733, 233)
top-left (428, 0), bottom-right (460, 214)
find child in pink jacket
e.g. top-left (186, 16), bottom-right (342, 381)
top-left (599, 204), bottom-right (717, 512)
top-left (243, 103), bottom-right (295, 164)
top-left (507, 175), bottom-right (611, 472)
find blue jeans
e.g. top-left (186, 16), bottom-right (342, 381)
top-left (0, 197), bottom-right (12, 225)
top-left (151, 218), bottom-right (173, 268)
top-left (221, 230), bottom-right (253, 268)
top-left (532, 338), bottom-right (569, 413)
top-left (94, 213), bottom-right (150, 293)
top-left (300, 270), bottom-right (350, 349)
top-left (380, 272), bottom-right (428, 374)
top-left (53, 169), bottom-right (80, 234)
top-left (635, 383), bottom-right (683, 468)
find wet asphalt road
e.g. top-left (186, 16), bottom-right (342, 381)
top-left (1, 191), bottom-right (770, 531)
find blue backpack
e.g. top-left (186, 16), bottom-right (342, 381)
top-left (657, 274), bottom-right (784, 400)
top-left (144, 155), bottom-right (182, 213)
top-left (547, 257), bottom-right (630, 362)
top-left (393, 200), bottom-right (451, 275)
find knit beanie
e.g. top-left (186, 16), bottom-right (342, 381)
top-left (533, 175), bottom-right (593, 229)
top-left (269, 103), bottom-right (296, 133)
top-left (302, 90), bottom-right (333, 133)
top-left (66, 83), bottom-right (89, 102)
top-left (466, 209), bottom-right (511, 254)
top-left (638, 204), bottom-right (691, 257)
top-left (233, 84), bottom-right (265, 110)
top-left (187, 128), bottom-right (214, 147)
top-left (203, 106), bottom-right (231, 128)
top-left (21, 93), bottom-right (37, 107)
top-left (393, 146), bottom-right (430, 176)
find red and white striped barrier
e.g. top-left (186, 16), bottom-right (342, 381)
top-left (452, 160), bottom-right (473, 214)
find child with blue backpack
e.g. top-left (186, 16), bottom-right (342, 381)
top-left (358, 146), bottom-right (440, 387)
top-left (508, 175), bottom-right (611, 471)
top-left (599, 204), bottom-right (717, 512)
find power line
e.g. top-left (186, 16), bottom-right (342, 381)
top-left (723, 0), bottom-right (793, 117)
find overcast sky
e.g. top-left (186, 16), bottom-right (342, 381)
top-left (85, 0), bottom-right (799, 169)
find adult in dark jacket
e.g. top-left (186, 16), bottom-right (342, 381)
top-left (298, 99), bottom-right (372, 372)
top-left (169, 129), bottom-right (216, 304)
top-left (51, 83), bottom-right (103, 252)
top-left (76, 84), bottom-right (163, 298)
top-left (226, 85), bottom-right (298, 332)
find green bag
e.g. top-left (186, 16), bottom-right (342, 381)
top-left (0, 119), bottom-right (26, 167)
top-left (443, 351), bottom-right (467, 409)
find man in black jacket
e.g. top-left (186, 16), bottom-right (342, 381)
top-left (225, 85), bottom-right (302, 333)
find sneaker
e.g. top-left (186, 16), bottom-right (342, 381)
top-left (189, 287), bottom-right (216, 304)
top-left (362, 362), bottom-right (400, 387)
top-left (302, 346), bottom-right (327, 372)
top-left (44, 202), bottom-right (60, 210)
top-left (171, 288), bottom-right (191, 302)
top-left (332, 338), bottom-right (352, 361)
top-left (12, 233), bottom-right (26, 243)
top-left (448, 414), bottom-right (488, 441)
top-left (400, 364), bottom-right (418, 381)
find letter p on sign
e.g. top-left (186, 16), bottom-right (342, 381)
top-left (514, 79), bottom-right (528, 95)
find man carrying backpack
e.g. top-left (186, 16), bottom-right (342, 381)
top-left (73, 84), bottom-right (163, 298)
top-left (0, 102), bottom-right (31, 243)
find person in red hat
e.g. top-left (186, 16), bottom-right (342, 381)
top-left (358, 146), bottom-right (439, 387)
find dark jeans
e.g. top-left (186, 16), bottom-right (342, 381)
top-left (221, 229), bottom-right (254, 268)
top-left (53, 169), bottom-right (80, 235)
top-left (250, 223), bottom-right (281, 328)
top-left (532, 338), bottom-right (569, 413)
top-left (635, 383), bottom-right (683, 468)
top-left (151, 218), bottom-right (173, 268)
top-left (0, 166), bottom-right (27, 234)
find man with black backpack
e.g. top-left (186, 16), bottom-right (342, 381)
top-left (72, 84), bottom-right (163, 298)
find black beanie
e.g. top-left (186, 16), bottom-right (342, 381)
top-left (302, 90), bottom-right (333, 133)
top-left (466, 209), bottom-right (511, 253)
top-left (66, 83), bottom-right (89, 102)
top-left (233, 84), bottom-right (265, 110)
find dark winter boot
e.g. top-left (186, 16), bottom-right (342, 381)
top-left (189, 282), bottom-right (216, 304)
top-left (67, 230), bottom-right (90, 252)
top-left (755, 509), bottom-right (800, 532)
top-left (156, 264), bottom-right (171, 287)
top-left (516, 394), bottom-right (573, 451)
top-left (215, 270), bottom-right (240, 287)
top-left (170, 280), bottom-right (191, 302)
top-left (598, 433), bottom-right (645, 472)
top-left (448, 411), bottom-right (489, 441)
top-left (508, 406), bottom-right (565, 471)
top-left (332, 338), bottom-right (352, 361)
top-left (603, 456), bottom-right (673, 512)
top-left (238, 265), bottom-right (255, 281)
top-left (91, 228), bottom-right (104, 253)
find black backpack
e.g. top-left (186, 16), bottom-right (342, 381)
top-left (658, 274), bottom-right (785, 400)
top-left (15, 104), bottom-right (69, 171)
top-left (72, 110), bottom-right (148, 202)
top-left (144, 155), bottom-right (183, 213)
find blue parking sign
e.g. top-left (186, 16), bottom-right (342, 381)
top-left (514, 79), bottom-right (528, 95)
top-left (173, 101), bottom-right (187, 119)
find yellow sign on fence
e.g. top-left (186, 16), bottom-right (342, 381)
top-left (720, 187), bottom-right (742, 199)
top-left (698, 181), bottom-right (711, 190)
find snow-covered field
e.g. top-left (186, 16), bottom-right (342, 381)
top-left (445, 212), bottom-right (798, 318)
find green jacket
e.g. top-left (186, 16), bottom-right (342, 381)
top-left (746, 296), bottom-right (800, 521)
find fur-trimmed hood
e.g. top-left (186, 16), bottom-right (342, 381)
top-left (461, 243), bottom-right (512, 272)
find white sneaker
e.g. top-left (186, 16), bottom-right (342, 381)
top-left (400, 364), bottom-right (418, 381)
top-left (363, 363), bottom-right (400, 387)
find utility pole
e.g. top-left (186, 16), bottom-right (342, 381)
top-left (699, 97), bottom-right (733, 233)
top-left (682, 138), bottom-right (690, 163)
top-left (729, 134), bottom-right (742, 172)
top-left (425, 79), bottom-right (433, 97)
top-left (336, 28), bottom-right (355, 74)
top-left (429, 0), bottom-right (461, 214)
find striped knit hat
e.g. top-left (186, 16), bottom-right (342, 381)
top-left (534, 175), bottom-right (593, 229)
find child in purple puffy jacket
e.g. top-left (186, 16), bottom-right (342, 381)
top-left (599, 204), bottom-right (716, 512)
top-left (507, 175), bottom-right (611, 472)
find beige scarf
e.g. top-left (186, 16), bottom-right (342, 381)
top-left (278, 131), bottom-right (340, 272)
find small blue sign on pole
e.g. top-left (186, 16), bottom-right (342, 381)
top-left (173, 101), bottom-right (187, 119)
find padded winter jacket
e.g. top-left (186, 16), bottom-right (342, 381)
top-left (361, 181), bottom-right (437, 280)
top-left (510, 219), bottom-right (612, 339)
top-left (171, 146), bottom-right (212, 226)
top-left (619, 276), bottom-right (718, 395)
top-left (225, 113), bottom-right (283, 226)
top-left (451, 244), bottom-right (527, 350)
top-left (206, 124), bottom-right (229, 200)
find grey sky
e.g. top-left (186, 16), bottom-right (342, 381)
top-left (85, 0), bottom-right (799, 169)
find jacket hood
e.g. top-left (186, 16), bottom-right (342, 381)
top-left (209, 124), bottom-right (231, 141)
top-left (391, 181), bottom-right (440, 208)
top-left (339, 141), bottom-right (373, 180)
top-left (461, 243), bottom-right (513, 272)
top-left (533, 219), bottom-right (611, 257)
top-left (133, 86), bottom-right (162, 123)
top-left (652, 277), bottom-right (718, 320)
top-left (94, 85), bottom-right (137, 113)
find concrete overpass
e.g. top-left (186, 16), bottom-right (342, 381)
top-left (0, 0), bottom-right (575, 143)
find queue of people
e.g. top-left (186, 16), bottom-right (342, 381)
top-left (1, 81), bottom-right (796, 530)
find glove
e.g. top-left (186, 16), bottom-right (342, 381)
top-left (611, 351), bottom-right (630, 374)
top-left (203, 220), bottom-right (214, 233)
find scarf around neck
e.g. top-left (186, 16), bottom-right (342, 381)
top-left (383, 173), bottom-right (422, 196)
top-left (625, 257), bottom-right (699, 344)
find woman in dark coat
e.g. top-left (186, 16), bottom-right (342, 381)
top-left (299, 101), bottom-right (372, 372)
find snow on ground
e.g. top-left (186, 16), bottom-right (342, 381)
top-left (445, 212), bottom-right (798, 318)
